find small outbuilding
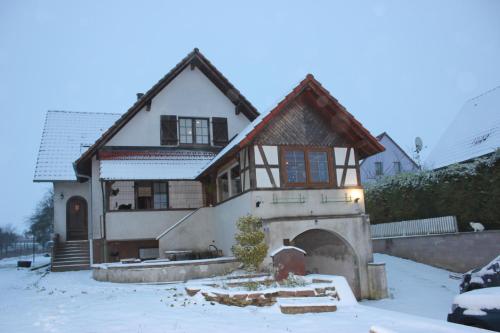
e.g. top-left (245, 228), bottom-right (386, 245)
top-left (271, 246), bottom-right (307, 281)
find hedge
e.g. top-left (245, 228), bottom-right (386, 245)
top-left (364, 151), bottom-right (500, 231)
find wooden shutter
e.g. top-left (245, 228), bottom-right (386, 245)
top-left (161, 115), bottom-right (178, 145)
top-left (212, 117), bottom-right (228, 146)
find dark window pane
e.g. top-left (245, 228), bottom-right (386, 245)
top-left (394, 161), bottom-right (401, 174)
top-left (230, 165), bottom-right (241, 195)
top-left (195, 119), bottom-right (209, 144)
top-left (136, 183), bottom-right (152, 209)
top-left (375, 162), bottom-right (383, 176)
top-left (218, 173), bottom-right (229, 201)
top-left (285, 151), bottom-right (306, 183)
top-left (179, 118), bottom-right (193, 144)
top-left (308, 151), bottom-right (329, 183)
top-left (153, 182), bottom-right (168, 209)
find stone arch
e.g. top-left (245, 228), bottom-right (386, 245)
top-left (291, 228), bottom-right (360, 298)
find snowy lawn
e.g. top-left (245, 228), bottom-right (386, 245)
top-left (0, 254), bottom-right (487, 333)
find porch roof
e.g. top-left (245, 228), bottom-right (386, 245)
top-left (99, 150), bottom-right (215, 180)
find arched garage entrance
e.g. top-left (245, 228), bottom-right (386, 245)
top-left (292, 229), bottom-right (360, 297)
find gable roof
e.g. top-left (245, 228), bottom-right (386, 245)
top-left (198, 74), bottom-right (384, 177)
top-left (34, 110), bottom-right (121, 182)
top-left (74, 48), bottom-right (259, 176)
top-left (426, 85), bottom-right (500, 169)
top-left (359, 132), bottom-right (418, 168)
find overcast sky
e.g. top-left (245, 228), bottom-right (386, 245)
top-left (1, 0), bottom-right (499, 232)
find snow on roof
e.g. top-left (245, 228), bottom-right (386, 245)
top-left (100, 151), bottom-right (215, 180)
top-left (270, 246), bottom-right (307, 257)
top-left (426, 86), bottom-right (500, 169)
top-left (34, 110), bottom-right (121, 182)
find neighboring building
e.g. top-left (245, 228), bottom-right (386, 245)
top-left (360, 132), bottom-right (419, 183)
top-left (426, 86), bottom-right (500, 169)
top-left (34, 49), bottom-right (385, 299)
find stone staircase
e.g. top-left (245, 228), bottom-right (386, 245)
top-left (51, 240), bottom-right (90, 272)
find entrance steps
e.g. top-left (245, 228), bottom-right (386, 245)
top-left (278, 297), bottom-right (338, 314)
top-left (52, 240), bottom-right (90, 272)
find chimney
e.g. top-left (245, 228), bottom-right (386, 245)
top-left (136, 93), bottom-right (144, 100)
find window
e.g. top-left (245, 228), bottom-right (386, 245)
top-left (281, 147), bottom-right (332, 187)
top-left (375, 162), bottom-right (383, 176)
top-left (153, 182), bottom-right (168, 209)
top-left (230, 165), bottom-right (242, 195)
top-left (107, 181), bottom-right (202, 211)
top-left (308, 151), bottom-right (329, 183)
top-left (218, 172), bottom-right (229, 201)
top-left (284, 150), bottom-right (306, 183)
top-left (179, 118), bottom-right (209, 145)
top-left (136, 182), bottom-right (153, 209)
top-left (393, 161), bottom-right (402, 174)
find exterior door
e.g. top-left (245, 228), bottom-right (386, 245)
top-left (66, 196), bottom-right (88, 240)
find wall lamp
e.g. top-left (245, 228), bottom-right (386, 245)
top-left (60, 192), bottom-right (64, 200)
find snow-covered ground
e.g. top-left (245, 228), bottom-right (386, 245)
top-left (363, 253), bottom-right (461, 320)
top-left (0, 254), bottom-right (486, 333)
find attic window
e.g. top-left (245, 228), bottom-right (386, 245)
top-left (179, 118), bottom-right (209, 145)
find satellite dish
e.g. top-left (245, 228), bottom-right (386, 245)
top-left (415, 137), bottom-right (423, 153)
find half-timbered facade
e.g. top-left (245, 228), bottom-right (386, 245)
top-left (34, 50), bottom-right (385, 299)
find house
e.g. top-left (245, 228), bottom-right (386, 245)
top-left (34, 49), bottom-right (385, 299)
top-left (426, 86), bottom-right (500, 169)
top-left (360, 132), bottom-right (419, 183)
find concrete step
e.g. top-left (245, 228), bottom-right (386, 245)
top-left (51, 241), bottom-right (90, 272)
top-left (52, 264), bottom-right (90, 272)
top-left (278, 297), bottom-right (338, 314)
top-left (53, 258), bottom-right (90, 264)
top-left (54, 256), bottom-right (90, 262)
top-left (57, 245), bottom-right (89, 250)
top-left (55, 250), bottom-right (89, 255)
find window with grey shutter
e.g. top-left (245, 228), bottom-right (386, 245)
top-left (212, 117), bottom-right (228, 146)
top-left (161, 115), bottom-right (178, 145)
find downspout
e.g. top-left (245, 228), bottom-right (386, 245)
top-left (72, 163), bottom-right (94, 266)
top-left (100, 180), bottom-right (108, 262)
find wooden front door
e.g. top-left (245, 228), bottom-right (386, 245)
top-left (66, 196), bottom-right (88, 240)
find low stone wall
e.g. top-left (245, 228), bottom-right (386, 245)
top-left (92, 257), bottom-right (239, 283)
top-left (372, 231), bottom-right (500, 273)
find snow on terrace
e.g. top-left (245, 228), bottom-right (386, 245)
top-left (99, 150), bottom-right (215, 180)
top-left (34, 110), bottom-right (121, 181)
top-left (0, 254), bottom-right (485, 333)
top-left (426, 86), bottom-right (500, 169)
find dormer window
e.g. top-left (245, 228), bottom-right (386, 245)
top-left (179, 117), bottom-right (209, 145)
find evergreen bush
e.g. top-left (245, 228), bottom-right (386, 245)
top-left (365, 152), bottom-right (500, 231)
top-left (231, 215), bottom-right (268, 271)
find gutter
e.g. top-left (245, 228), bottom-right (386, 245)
top-left (72, 163), bottom-right (94, 265)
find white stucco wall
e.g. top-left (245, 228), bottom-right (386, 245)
top-left (91, 157), bottom-right (104, 239)
top-left (53, 181), bottom-right (90, 242)
top-left (157, 207), bottom-right (216, 257)
top-left (106, 210), bottom-right (192, 240)
top-left (106, 67), bottom-right (251, 147)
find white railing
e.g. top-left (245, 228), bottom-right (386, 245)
top-left (156, 208), bottom-right (203, 240)
top-left (371, 216), bottom-right (458, 239)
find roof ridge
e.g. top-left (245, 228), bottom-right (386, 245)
top-left (47, 110), bottom-right (122, 116)
top-left (466, 85), bottom-right (500, 103)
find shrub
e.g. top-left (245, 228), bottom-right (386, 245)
top-left (365, 152), bottom-right (500, 231)
top-left (231, 215), bottom-right (268, 271)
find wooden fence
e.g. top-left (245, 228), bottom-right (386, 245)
top-left (371, 216), bottom-right (458, 239)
